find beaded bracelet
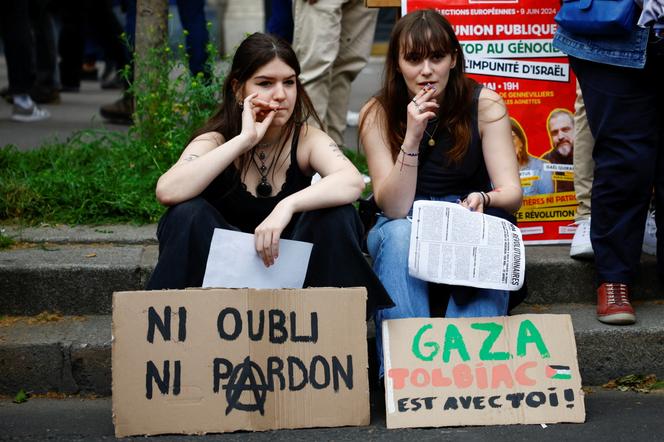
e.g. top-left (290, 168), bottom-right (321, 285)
top-left (399, 146), bottom-right (419, 171)
top-left (400, 146), bottom-right (419, 157)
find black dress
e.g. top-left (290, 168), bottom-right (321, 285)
top-left (146, 126), bottom-right (393, 319)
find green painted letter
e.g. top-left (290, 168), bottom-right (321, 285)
top-left (412, 324), bottom-right (439, 361)
top-left (516, 319), bottom-right (550, 358)
top-left (442, 324), bottom-right (470, 363)
top-left (471, 322), bottom-right (512, 360)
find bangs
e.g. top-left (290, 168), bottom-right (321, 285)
top-left (399, 17), bottom-right (454, 61)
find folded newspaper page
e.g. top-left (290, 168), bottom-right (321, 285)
top-left (408, 201), bottom-right (525, 291)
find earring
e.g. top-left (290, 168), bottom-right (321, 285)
top-left (238, 101), bottom-right (243, 109)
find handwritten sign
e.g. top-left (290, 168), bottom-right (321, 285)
top-left (112, 288), bottom-right (369, 437)
top-left (383, 314), bottom-right (585, 428)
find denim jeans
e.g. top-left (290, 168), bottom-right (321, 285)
top-left (367, 194), bottom-right (509, 376)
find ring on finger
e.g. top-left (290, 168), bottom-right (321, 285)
top-left (415, 103), bottom-right (423, 113)
top-left (411, 97), bottom-right (418, 105)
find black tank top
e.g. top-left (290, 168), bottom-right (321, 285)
top-left (416, 85), bottom-right (491, 196)
top-left (201, 126), bottom-right (311, 234)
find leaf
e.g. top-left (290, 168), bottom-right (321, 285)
top-left (13, 389), bottom-right (28, 404)
top-left (651, 381), bottom-right (664, 390)
top-left (85, 253), bottom-right (97, 258)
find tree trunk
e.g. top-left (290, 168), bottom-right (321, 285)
top-left (134, 0), bottom-right (168, 115)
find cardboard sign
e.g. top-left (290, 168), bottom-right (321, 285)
top-left (383, 314), bottom-right (585, 428)
top-left (405, 0), bottom-right (578, 244)
top-left (112, 288), bottom-right (369, 437)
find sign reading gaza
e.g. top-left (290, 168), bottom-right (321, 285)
top-left (112, 288), bottom-right (369, 437)
top-left (382, 314), bottom-right (585, 428)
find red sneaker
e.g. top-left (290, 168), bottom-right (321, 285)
top-left (597, 283), bottom-right (636, 325)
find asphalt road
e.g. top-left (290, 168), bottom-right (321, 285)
top-left (1, 389), bottom-right (663, 441)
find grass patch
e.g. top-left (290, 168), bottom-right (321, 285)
top-left (0, 232), bottom-right (15, 249)
top-left (0, 131), bottom-right (166, 224)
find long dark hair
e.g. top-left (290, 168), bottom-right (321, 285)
top-left (511, 117), bottom-right (529, 167)
top-left (360, 10), bottom-right (476, 164)
top-left (190, 32), bottom-right (321, 179)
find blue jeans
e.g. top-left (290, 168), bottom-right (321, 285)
top-left (367, 195), bottom-right (509, 376)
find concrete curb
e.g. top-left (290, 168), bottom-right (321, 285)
top-left (1, 241), bottom-right (661, 314)
top-left (2, 304), bottom-right (663, 395)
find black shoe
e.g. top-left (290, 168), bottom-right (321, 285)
top-left (100, 96), bottom-right (134, 124)
top-left (30, 85), bottom-right (61, 104)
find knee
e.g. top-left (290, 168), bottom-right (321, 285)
top-left (303, 204), bottom-right (359, 231)
top-left (160, 197), bottom-right (216, 229)
top-left (368, 218), bottom-right (412, 259)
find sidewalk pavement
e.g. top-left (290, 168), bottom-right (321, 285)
top-left (1, 390), bottom-right (664, 440)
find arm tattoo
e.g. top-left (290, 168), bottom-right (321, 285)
top-left (183, 153), bottom-right (199, 162)
top-left (329, 142), bottom-right (350, 162)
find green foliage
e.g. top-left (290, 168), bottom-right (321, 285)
top-left (13, 389), bottom-right (28, 404)
top-left (0, 35), bottom-right (226, 225)
top-left (0, 232), bottom-right (14, 249)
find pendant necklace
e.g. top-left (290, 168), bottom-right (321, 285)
top-left (252, 145), bottom-right (278, 198)
top-left (424, 118), bottom-right (439, 147)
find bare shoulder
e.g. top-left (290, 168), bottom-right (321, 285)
top-left (477, 87), bottom-right (508, 121)
top-left (299, 124), bottom-right (336, 147)
top-left (359, 97), bottom-right (386, 127)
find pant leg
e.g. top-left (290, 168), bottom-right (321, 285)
top-left (573, 79), bottom-right (595, 221)
top-left (176, 0), bottom-right (210, 76)
top-left (289, 204), bottom-right (392, 318)
top-left (446, 288), bottom-right (509, 317)
top-left (292, 0), bottom-right (343, 128)
top-left (570, 55), bottom-right (660, 285)
top-left (58, 0), bottom-right (85, 88)
top-left (0, 0), bottom-right (36, 95)
top-left (326, 0), bottom-right (377, 145)
top-left (90, 0), bottom-right (131, 86)
top-left (367, 216), bottom-right (429, 376)
top-left (146, 197), bottom-right (239, 290)
top-left (29, 0), bottom-right (58, 89)
top-left (650, 41), bottom-right (664, 275)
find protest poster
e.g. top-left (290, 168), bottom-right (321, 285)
top-left (382, 314), bottom-right (585, 428)
top-left (112, 288), bottom-right (369, 437)
top-left (404, 0), bottom-right (578, 243)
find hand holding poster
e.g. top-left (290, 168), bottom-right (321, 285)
top-left (112, 288), bottom-right (369, 437)
top-left (382, 314), bottom-right (585, 428)
top-left (408, 201), bottom-right (525, 291)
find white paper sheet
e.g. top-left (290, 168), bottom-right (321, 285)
top-left (202, 228), bottom-right (313, 289)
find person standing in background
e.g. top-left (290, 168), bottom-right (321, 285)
top-left (292, 0), bottom-right (377, 147)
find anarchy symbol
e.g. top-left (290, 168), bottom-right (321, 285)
top-left (224, 356), bottom-right (269, 415)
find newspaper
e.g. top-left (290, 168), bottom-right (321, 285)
top-left (408, 201), bottom-right (525, 291)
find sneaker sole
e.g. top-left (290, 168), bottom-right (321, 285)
top-left (597, 313), bottom-right (636, 325)
top-left (570, 244), bottom-right (594, 259)
top-left (11, 114), bottom-right (50, 123)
